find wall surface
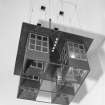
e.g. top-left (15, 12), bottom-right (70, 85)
top-left (0, 0), bottom-right (105, 105)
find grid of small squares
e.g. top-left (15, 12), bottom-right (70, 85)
top-left (68, 41), bottom-right (87, 61)
top-left (28, 33), bottom-right (49, 53)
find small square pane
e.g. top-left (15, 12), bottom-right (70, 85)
top-left (79, 44), bottom-right (84, 49)
top-left (42, 42), bottom-right (48, 47)
top-left (31, 61), bottom-right (36, 67)
top-left (30, 39), bottom-right (35, 44)
top-left (31, 33), bottom-right (36, 39)
top-left (36, 46), bottom-right (41, 51)
top-left (37, 36), bottom-right (42, 40)
top-left (30, 44), bottom-right (35, 50)
top-left (36, 40), bottom-right (41, 46)
top-left (38, 62), bottom-right (43, 69)
top-left (42, 47), bottom-right (48, 52)
top-left (74, 43), bottom-right (78, 48)
top-left (43, 37), bottom-right (48, 41)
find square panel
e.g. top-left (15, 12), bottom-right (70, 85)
top-left (40, 80), bottom-right (56, 92)
top-left (30, 39), bottom-right (35, 44)
top-left (51, 92), bottom-right (72, 105)
top-left (36, 91), bottom-right (51, 103)
top-left (36, 45), bottom-right (41, 51)
top-left (64, 66), bottom-right (89, 84)
top-left (18, 87), bottom-right (38, 101)
top-left (36, 40), bottom-right (41, 46)
top-left (20, 78), bottom-right (40, 89)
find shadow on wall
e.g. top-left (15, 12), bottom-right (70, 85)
top-left (88, 49), bottom-right (104, 81)
top-left (72, 82), bottom-right (87, 103)
top-left (72, 47), bottom-right (105, 103)
top-left (37, 20), bottom-right (105, 103)
top-left (98, 45), bottom-right (105, 71)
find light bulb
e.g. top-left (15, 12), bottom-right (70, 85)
top-left (56, 38), bottom-right (58, 41)
top-left (54, 43), bottom-right (56, 47)
top-left (52, 49), bottom-right (54, 52)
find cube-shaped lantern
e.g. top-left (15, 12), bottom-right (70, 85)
top-left (14, 22), bottom-right (93, 105)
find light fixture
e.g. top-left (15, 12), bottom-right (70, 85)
top-left (54, 43), bottom-right (56, 47)
top-left (52, 47), bottom-right (55, 50)
top-left (56, 38), bottom-right (59, 41)
top-left (14, 22), bottom-right (93, 105)
top-left (52, 49), bottom-right (54, 52)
